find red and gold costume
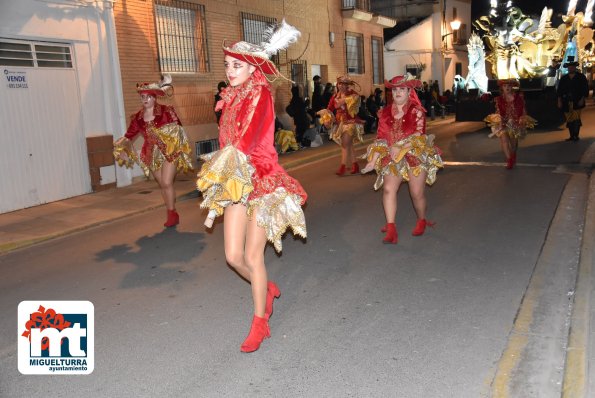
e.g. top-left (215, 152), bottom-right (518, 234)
top-left (196, 70), bottom-right (307, 252)
top-left (121, 103), bottom-right (193, 176)
top-left (484, 85), bottom-right (536, 139)
top-left (363, 77), bottom-right (443, 190)
top-left (318, 83), bottom-right (364, 145)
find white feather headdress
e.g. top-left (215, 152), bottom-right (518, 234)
top-left (260, 19), bottom-right (301, 57)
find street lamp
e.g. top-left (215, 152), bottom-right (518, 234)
top-left (442, 19), bottom-right (461, 49)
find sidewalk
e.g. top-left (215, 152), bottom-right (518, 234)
top-left (0, 116), bottom-right (452, 255)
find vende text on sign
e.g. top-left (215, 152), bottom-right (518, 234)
top-left (4, 69), bottom-right (28, 89)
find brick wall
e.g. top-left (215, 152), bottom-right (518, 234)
top-left (114, 0), bottom-right (386, 156)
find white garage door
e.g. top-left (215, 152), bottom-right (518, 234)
top-left (0, 39), bottom-right (90, 213)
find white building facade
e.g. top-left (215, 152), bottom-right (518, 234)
top-left (383, 0), bottom-right (471, 94)
top-left (0, 0), bottom-right (127, 213)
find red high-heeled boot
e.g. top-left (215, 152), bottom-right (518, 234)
top-left (335, 164), bottom-right (346, 176)
top-left (240, 315), bottom-right (270, 353)
top-left (506, 156), bottom-right (514, 170)
top-left (164, 209), bottom-right (179, 227)
top-left (350, 162), bottom-right (360, 174)
top-left (383, 223), bottom-right (398, 244)
top-left (412, 219), bottom-right (435, 236)
top-left (265, 281), bottom-right (281, 320)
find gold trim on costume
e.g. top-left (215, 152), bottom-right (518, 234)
top-left (196, 145), bottom-right (255, 220)
top-left (362, 135), bottom-right (443, 190)
top-left (247, 187), bottom-right (307, 253)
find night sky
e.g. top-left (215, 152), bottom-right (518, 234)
top-left (471, 0), bottom-right (592, 25)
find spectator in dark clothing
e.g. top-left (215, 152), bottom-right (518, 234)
top-left (321, 83), bottom-right (334, 109)
top-left (310, 75), bottom-right (324, 119)
top-left (358, 95), bottom-right (375, 133)
top-left (557, 56), bottom-right (590, 141)
top-left (286, 85), bottom-right (311, 146)
top-left (366, 93), bottom-right (379, 131)
top-left (213, 81), bottom-right (227, 124)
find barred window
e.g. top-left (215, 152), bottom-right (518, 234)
top-left (454, 23), bottom-right (467, 45)
top-left (371, 36), bottom-right (383, 85)
top-left (154, 0), bottom-right (209, 73)
top-left (342, 0), bottom-right (370, 11)
top-left (345, 32), bottom-right (364, 75)
top-left (0, 39), bottom-right (72, 68)
top-left (240, 13), bottom-right (281, 65)
top-left (290, 60), bottom-right (308, 97)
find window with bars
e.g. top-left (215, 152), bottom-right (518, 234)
top-left (154, 0), bottom-right (209, 74)
top-left (0, 40), bottom-right (72, 68)
top-left (454, 23), bottom-right (467, 45)
top-left (240, 12), bottom-right (282, 66)
top-left (345, 32), bottom-right (364, 75)
top-left (371, 36), bottom-right (383, 85)
top-left (290, 60), bottom-right (308, 98)
top-left (342, 0), bottom-right (370, 11)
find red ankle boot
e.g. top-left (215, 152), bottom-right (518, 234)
top-left (350, 162), bottom-right (360, 174)
top-left (381, 223), bottom-right (389, 233)
top-left (412, 219), bottom-right (434, 236)
top-left (265, 281), bottom-right (281, 320)
top-left (336, 164), bottom-right (346, 176)
top-left (240, 315), bottom-right (270, 353)
top-left (506, 156), bottom-right (514, 170)
top-left (382, 223), bottom-right (398, 244)
top-left (164, 209), bottom-right (179, 227)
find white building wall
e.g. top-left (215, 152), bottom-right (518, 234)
top-left (384, 0), bottom-right (470, 94)
top-left (0, 0), bottom-right (128, 212)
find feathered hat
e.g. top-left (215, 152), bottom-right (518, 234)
top-left (384, 73), bottom-right (424, 110)
top-left (223, 19), bottom-right (300, 79)
top-left (336, 74), bottom-right (361, 92)
top-left (136, 74), bottom-right (173, 97)
top-left (385, 73), bottom-right (422, 90)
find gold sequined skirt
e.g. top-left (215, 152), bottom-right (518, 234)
top-left (196, 145), bottom-right (255, 219)
top-left (484, 114), bottom-right (537, 140)
top-left (248, 187), bottom-right (307, 253)
top-left (113, 123), bottom-right (194, 177)
top-left (196, 145), bottom-right (307, 252)
top-left (330, 121), bottom-right (364, 145)
top-left (362, 135), bottom-right (443, 190)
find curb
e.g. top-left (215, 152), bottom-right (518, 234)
top-left (562, 174), bottom-right (595, 398)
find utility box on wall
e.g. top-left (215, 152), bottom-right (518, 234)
top-left (86, 135), bottom-right (116, 192)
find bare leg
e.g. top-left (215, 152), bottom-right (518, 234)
top-left (340, 133), bottom-right (349, 165)
top-left (223, 204), bottom-right (251, 281)
top-left (408, 171), bottom-right (427, 220)
top-left (342, 133), bottom-right (353, 165)
top-left (152, 161), bottom-right (177, 210)
top-left (499, 134), bottom-right (512, 160)
top-left (244, 208), bottom-right (268, 317)
top-left (382, 174), bottom-right (402, 223)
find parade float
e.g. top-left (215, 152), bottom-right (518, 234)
top-left (456, 0), bottom-right (594, 124)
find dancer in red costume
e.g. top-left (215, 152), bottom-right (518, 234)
top-left (114, 75), bottom-right (193, 227)
top-left (318, 75), bottom-right (364, 175)
top-left (196, 21), bottom-right (307, 353)
top-left (361, 74), bottom-right (443, 243)
top-left (484, 79), bottom-right (536, 169)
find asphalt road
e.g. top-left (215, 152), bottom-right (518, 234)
top-left (1, 109), bottom-right (593, 397)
